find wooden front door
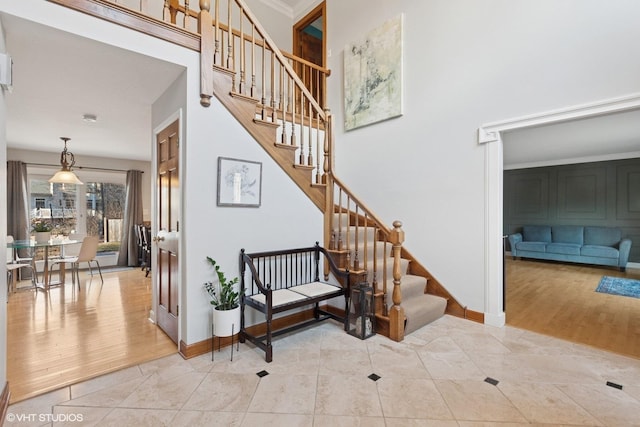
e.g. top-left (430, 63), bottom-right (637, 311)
top-left (155, 119), bottom-right (180, 343)
top-left (293, 1), bottom-right (325, 106)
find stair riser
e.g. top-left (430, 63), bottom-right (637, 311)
top-left (345, 242), bottom-right (391, 261)
top-left (384, 276), bottom-right (428, 304)
top-left (358, 259), bottom-right (410, 281)
top-left (402, 294), bottom-right (447, 335)
top-left (333, 227), bottom-right (377, 245)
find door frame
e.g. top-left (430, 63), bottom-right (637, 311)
top-left (293, 1), bottom-right (326, 68)
top-left (151, 109), bottom-right (183, 343)
top-left (478, 92), bottom-right (640, 327)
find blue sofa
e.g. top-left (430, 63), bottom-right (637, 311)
top-left (509, 225), bottom-right (632, 271)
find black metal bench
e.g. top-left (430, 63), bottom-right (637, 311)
top-left (239, 243), bottom-right (350, 362)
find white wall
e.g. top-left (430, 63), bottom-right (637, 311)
top-left (0, 13), bottom-right (8, 388)
top-left (326, 0), bottom-right (640, 314)
top-left (245, 0), bottom-right (293, 49)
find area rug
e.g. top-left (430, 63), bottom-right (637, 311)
top-left (596, 276), bottom-right (640, 299)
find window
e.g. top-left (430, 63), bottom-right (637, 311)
top-left (28, 172), bottom-right (126, 243)
top-left (85, 182), bottom-right (126, 242)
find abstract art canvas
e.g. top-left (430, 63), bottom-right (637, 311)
top-left (344, 14), bottom-right (403, 131)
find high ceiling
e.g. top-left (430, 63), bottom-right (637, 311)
top-left (3, 5), bottom-right (639, 167)
top-left (3, 14), bottom-right (184, 161)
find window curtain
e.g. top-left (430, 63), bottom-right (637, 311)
top-left (7, 161), bottom-right (30, 252)
top-left (117, 170), bottom-right (143, 266)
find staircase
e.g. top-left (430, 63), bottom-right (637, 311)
top-left (330, 213), bottom-right (447, 335)
top-left (52, 0), bottom-right (468, 341)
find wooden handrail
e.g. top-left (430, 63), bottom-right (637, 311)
top-left (332, 175), bottom-right (392, 237)
top-left (231, 0), bottom-right (325, 119)
top-left (281, 51), bottom-right (331, 76)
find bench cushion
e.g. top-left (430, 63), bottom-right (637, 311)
top-left (290, 281), bottom-right (342, 298)
top-left (249, 288), bottom-right (309, 307)
top-left (248, 282), bottom-right (342, 308)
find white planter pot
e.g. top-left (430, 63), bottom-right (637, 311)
top-left (35, 231), bottom-right (51, 243)
top-left (213, 306), bottom-right (240, 337)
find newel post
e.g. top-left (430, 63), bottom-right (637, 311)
top-left (198, 0), bottom-right (214, 107)
top-left (388, 220), bottom-right (405, 342)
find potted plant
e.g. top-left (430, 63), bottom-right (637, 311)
top-left (204, 257), bottom-right (243, 337)
top-left (32, 219), bottom-right (53, 243)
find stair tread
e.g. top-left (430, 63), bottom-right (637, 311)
top-left (253, 118), bottom-right (280, 128)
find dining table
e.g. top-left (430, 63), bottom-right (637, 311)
top-left (7, 238), bottom-right (79, 291)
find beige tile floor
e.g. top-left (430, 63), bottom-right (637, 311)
top-left (6, 315), bottom-right (640, 426)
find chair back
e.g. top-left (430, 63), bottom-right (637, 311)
top-left (141, 226), bottom-right (150, 248)
top-left (6, 235), bottom-right (14, 264)
top-left (135, 224), bottom-right (143, 247)
top-left (76, 236), bottom-right (100, 263)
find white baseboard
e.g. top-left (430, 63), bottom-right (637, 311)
top-left (484, 311), bottom-right (505, 327)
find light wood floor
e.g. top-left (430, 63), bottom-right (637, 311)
top-left (506, 258), bottom-right (640, 360)
top-left (6, 268), bottom-right (177, 404)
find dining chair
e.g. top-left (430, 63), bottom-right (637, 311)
top-left (6, 235), bottom-right (37, 293)
top-left (135, 224), bottom-right (145, 270)
top-left (7, 234), bottom-right (36, 279)
top-left (48, 236), bottom-right (104, 288)
top-left (141, 226), bottom-right (151, 277)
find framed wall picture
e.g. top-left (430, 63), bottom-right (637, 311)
top-left (217, 157), bottom-right (262, 207)
top-left (344, 14), bottom-right (404, 131)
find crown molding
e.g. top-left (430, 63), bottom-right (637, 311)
top-left (478, 92), bottom-right (640, 144)
top-left (292, 0), bottom-right (322, 19)
top-left (258, 0), bottom-right (293, 19)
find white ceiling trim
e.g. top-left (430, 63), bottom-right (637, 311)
top-left (503, 150), bottom-right (640, 171)
top-left (292, 0), bottom-right (322, 20)
top-left (258, 0), bottom-right (294, 19)
top-left (478, 92), bottom-right (640, 144)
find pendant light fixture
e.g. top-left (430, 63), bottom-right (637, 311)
top-left (48, 137), bottom-right (83, 185)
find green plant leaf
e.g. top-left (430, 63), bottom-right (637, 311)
top-left (204, 257), bottom-right (242, 310)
